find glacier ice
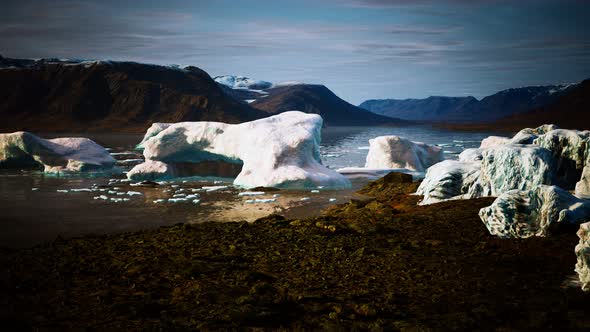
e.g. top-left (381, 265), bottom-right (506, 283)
top-left (365, 136), bottom-right (443, 172)
top-left (0, 131), bottom-right (115, 173)
top-left (129, 111), bottom-right (351, 189)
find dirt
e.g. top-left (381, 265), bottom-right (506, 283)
top-left (1, 172), bottom-right (589, 331)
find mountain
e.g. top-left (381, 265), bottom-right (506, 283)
top-left (491, 79), bottom-right (590, 130)
top-left (359, 96), bottom-right (478, 121)
top-left (360, 83), bottom-right (578, 123)
top-left (249, 84), bottom-right (408, 126)
top-left (214, 75), bottom-right (407, 126)
top-left (0, 56), bottom-right (266, 133)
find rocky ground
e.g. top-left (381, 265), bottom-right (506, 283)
top-left (1, 173), bottom-right (589, 330)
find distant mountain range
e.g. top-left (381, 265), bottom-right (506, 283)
top-left (215, 75), bottom-right (406, 126)
top-left (360, 83), bottom-right (578, 123)
top-left (0, 58), bottom-right (406, 133)
top-left (215, 76), bottom-right (404, 126)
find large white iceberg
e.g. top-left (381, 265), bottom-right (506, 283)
top-left (479, 185), bottom-right (590, 238)
top-left (416, 160), bottom-right (481, 205)
top-left (129, 111), bottom-right (351, 189)
top-left (364, 135), bottom-right (443, 172)
top-left (0, 131), bottom-right (115, 173)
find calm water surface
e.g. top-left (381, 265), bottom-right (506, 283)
top-left (0, 126), bottom-right (505, 247)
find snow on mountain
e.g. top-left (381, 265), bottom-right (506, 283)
top-left (213, 75), bottom-right (272, 90)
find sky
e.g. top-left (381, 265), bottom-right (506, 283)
top-left (1, 0), bottom-right (590, 104)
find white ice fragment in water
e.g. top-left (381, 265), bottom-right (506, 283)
top-left (93, 195), bottom-right (108, 200)
top-left (108, 190), bottom-right (117, 194)
top-left (310, 190), bottom-right (320, 193)
top-left (116, 192), bottom-right (126, 196)
top-left (245, 198), bottom-right (276, 204)
top-left (238, 191), bottom-right (265, 196)
top-left (300, 197), bottom-right (311, 201)
top-left (157, 181), bottom-right (168, 185)
top-left (113, 187), bottom-right (121, 190)
top-left (168, 198), bottom-right (188, 203)
top-left (202, 185), bottom-right (228, 192)
top-left (317, 186), bottom-right (324, 189)
top-left (185, 194), bottom-right (200, 199)
top-left (31, 188), bottom-right (39, 191)
top-left (329, 198), bottom-right (337, 202)
top-left (153, 199), bottom-right (166, 203)
top-left (192, 199), bottom-right (201, 204)
top-left (182, 180), bottom-right (188, 183)
top-left (272, 194), bottom-right (281, 198)
top-left (56, 189), bottom-right (69, 193)
top-left (191, 188), bottom-right (202, 192)
top-left (173, 193), bottom-right (186, 198)
top-left (126, 191), bottom-right (142, 196)
top-left (171, 185), bottom-right (179, 188)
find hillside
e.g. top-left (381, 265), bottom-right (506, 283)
top-left (0, 56), bottom-right (266, 133)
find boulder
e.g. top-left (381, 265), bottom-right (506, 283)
top-left (575, 222), bottom-right (590, 291)
top-left (364, 136), bottom-right (443, 172)
top-left (0, 131), bottom-right (115, 173)
top-left (479, 185), bottom-right (590, 238)
top-left (416, 160), bottom-right (481, 205)
top-left (129, 111), bottom-right (351, 189)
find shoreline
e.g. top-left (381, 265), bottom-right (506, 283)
top-left (2, 174), bottom-right (589, 330)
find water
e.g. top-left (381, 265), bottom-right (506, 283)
top-left (0, 126), bottom-right (503, 248)
top-left (320, 125), bottom-right (502, 169)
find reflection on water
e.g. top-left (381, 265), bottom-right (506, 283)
top-left (0, 126), bottom-right (504, 248)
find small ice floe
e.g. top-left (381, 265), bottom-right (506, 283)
top-left (173, 193), bottom-right (186, 198)
top-left (245, 198), bottom-right (276, 204)
top-left (171, 184), bottom-right (180, 188)
top-left (163, 189), bottom-right (172, 192)
top-left (191, 188), bottom-right (203, 192)
top-left (168, 198), bottom-right (188, 203)
top-left (93, 195), bottom-right (108, 200)
top-left (126, 191), bottom-right (142, 196)
top-left (113, 187), bottom-right (121, 190)
top-left (238, 191), bottom-right (265, 197)
top-left (272, 194), bottom-right (281, 198)
top-left (182, 180), bottom-right (188, 183)
top-left (129, 182), bottom-right (143, 187)
top-left (310, 190), bottom-right (320, 193)
top-left (157, 181), bottom-right (168, 185)
top-left (185, 194), bottom-right (200, 200)
top-left (116, 192), bottom-right (126, 196)
top-left (202, 185), bottom-right (228, 192)
top-left (329, 198), bottom-right (337, 202)
top-left (70, 188), bottom-right (92, 192)
top-left (357, 146), bottom-right (370, 150)
top-left (317, 186), bottom-right (324, 189)
top-left (153, 199), bottom-right (166, 203)
top-left (192, 199), bottom-right (200, 204)
top-left (56, 189), bottom-right (69, 193)
top-left (300, 197), bottom-right (311, 201)
top-left (31, 187), bottom-right (40, 191)
top-left (119, 179), bottom-right (131, 182)
top-left (110, 197), bottom-right (130, 203)
top-left (108, 190), bottom-right (117, 194)
top-left (175, 188), bottom-right (185, 193)
top-left (214, 180), bottom-right (225, 184)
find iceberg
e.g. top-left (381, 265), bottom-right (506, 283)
top-left (364, 136), bottom-right (443, 172)
top-left (129, 111), bottom-right (351, 189)
top-left (0, 131), bottom-right (115, 173)
top-left (479, 185), bottom-right (590, 238)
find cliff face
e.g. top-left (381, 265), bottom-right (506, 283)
top-left (0, 59), bottom-right (267, 133)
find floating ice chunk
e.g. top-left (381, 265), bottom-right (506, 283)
top-left (300, 197), bottom-right (311, 201)
top-left (192, 199), bottom-right (201, 204)
top-left (108, 190), bottom-right (117, 194)
top-left (113, 187), bottom-right (121, 190)
top-left (168, 198), bottom-right (188, 203)
top-left (245, 198), bottom-right (276, 204)
top-left (56, 189), bottom-right (69, 193)
top-left (202, 185), bottom-right (229, 192)
top-left (0, 131), bottom-right (115, 173)
top-left (238, 191), bottom-right (265, 196)
top-left (175, 188), bottom-right (185, 193)
top-left (130, 112), bottom-right (351, 189)
top-left (116, 192), bottom-right (126, 196)
top-left (31, 187), bottom-right (39, 191)
top-left (93, 195), bottom-right (108, 200)
top-left (171, 184), bottom-right (179, 188)
top-left (126, 191), bottom-right (143, 196)
top-left (317, 186), bottom-right (324, 189)
top-left (153, 199), bottom-right (166, 203)
top-left (365, 136), bottom-right (443, 172)
top-left (191, 188), bottom-right (202, 192)
top-left (173, 193), bottom-right (186, 198)
top-left (311, 190), bottom-right (320, 193)
top-left (272, 194), bottom-right (281, 198)
top-left (329, 198), bottom-right (337, 202)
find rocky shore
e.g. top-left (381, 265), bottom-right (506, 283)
top-left (2, 173), bottom-right (589, 330)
